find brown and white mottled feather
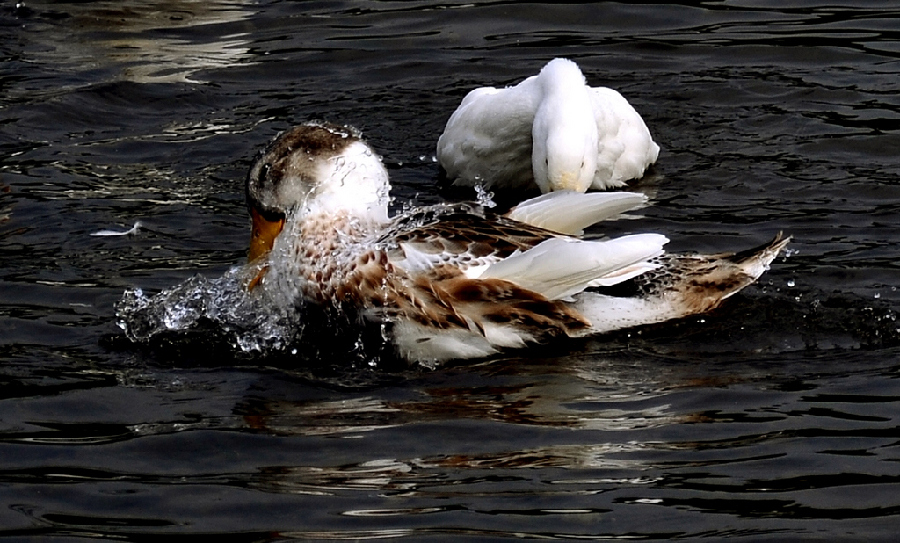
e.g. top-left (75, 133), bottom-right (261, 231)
top-left (576, 233), bottom-right (791, 333)
top-left (247, 121), bottom-right (788, 363)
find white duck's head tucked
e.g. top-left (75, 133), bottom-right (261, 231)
top-left (245, 121), bottom-right (390, 261)
top-left (531, 58), bottom-right (600, 193)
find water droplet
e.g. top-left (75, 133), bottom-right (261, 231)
top-left (474, 184), bottom-right (496, 208)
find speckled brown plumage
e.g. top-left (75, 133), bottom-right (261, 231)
top-left (279, 209), bottom-right (589, 343)
top-left (244, 121), bottom-right (789, 363)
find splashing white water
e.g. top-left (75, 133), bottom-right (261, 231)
top-left (474, 184), bottom-right (497, 209)
top-left (116, 262), bottom-right (299, 353)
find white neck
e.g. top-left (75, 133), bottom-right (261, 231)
top-left (531, 59), bottom-right (599, 193)
top-left (300, 140), bottom-right (390, 223)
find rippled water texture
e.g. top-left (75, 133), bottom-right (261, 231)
top-left (2, 1), bottom-right (900, 540)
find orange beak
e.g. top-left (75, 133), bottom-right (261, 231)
top-left (246, 207), bottom-right (285, 290)
top-left (248, 206), bottom-right (285, 263)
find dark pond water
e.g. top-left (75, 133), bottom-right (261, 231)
top-left (3, 0), bottom-right (900, 540)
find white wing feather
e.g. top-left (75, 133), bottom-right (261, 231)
top-left (477, 233), bottom-right (667, 300)
top-left (588, 87), bottom-right (660, 189)
top-left (505, 191), bottom-right (647, 235)
top-left (437, 79), bottom-right (539, 189)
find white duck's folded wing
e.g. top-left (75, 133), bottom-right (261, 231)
top-left (505, 191), bottom-right (648, 235)
top-left (477, 233), bottom-right (668, 301)
top-left (588, 86), bottom-right (660, 189)
top-left (437, 80), bottom-right (541, 190)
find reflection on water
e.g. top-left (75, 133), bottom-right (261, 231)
top-left (15, 0), bottom-right (254, 84)
top-left (238, 358), bottom-right (683, 438)
top-left (0, 341), bottom-right (898, 539)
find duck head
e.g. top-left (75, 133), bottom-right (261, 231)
top-left (245, 121), bottom-right (390, 262)
top-left (531, 58), bottom-right (599, 193)
top-left (532, 112), bottom-right (599, 193)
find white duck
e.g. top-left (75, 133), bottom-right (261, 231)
top-left (437, 58), bottom-right (660, 194)
top-left (247, 121), bottom-right (786, 364)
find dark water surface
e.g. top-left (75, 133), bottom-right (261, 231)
top-left (3, 1), bottom-right (900, 540)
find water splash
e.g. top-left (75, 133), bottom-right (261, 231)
top-left (114, 233), bottom-right (400, 366)
top-left (116, 263), bottom-right (299, 353)
top-left (474, 184), bottom-right (497, 209)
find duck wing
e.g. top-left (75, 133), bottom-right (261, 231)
top-left (437, 79), bottom-right (541, 190)
top-left (382, 206), bottom-right (555, 278)
top-left (575, 233), bottom-right (791, 334)
top-left (505, 190), bottom-right (647, 235)
top-left (588, 86), bottom-right (660, 189)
